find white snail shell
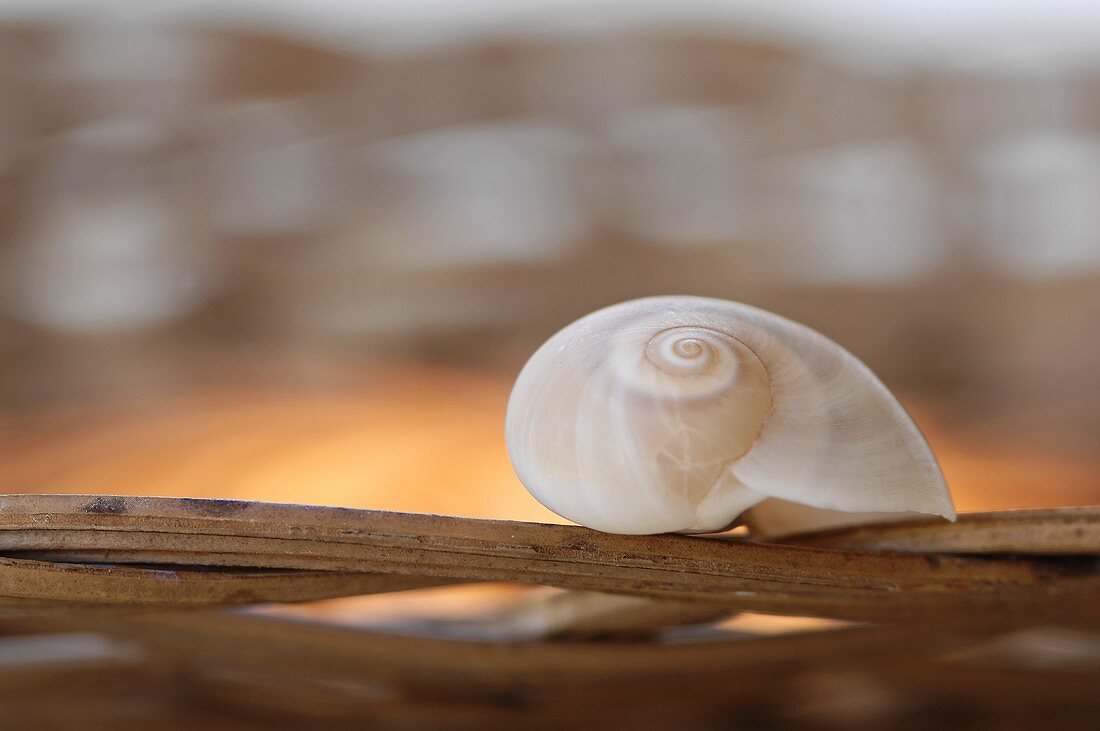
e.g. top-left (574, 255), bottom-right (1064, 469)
top-left (505, 296), bottom-right (955, 537)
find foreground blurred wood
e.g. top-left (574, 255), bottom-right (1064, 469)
top-left (6, 616), bottom-right (1098, 730)
top-left (0, 494), bottom-right (1096, 728)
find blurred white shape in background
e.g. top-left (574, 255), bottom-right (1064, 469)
top-left (1, 119), bottom-right (216, 335)
top-left (974, 131), bottom-right (1100, 279)
top-left (3, 200), bottom-right (213, 334)
top-left (765, 139), bottom-right (947, 284)
top-left (256, 121), bottom-right (590, 339)
top-left (604, 105), bottom-right (758, 248)
top-left (43, 18), bottom-right (211, 122)
top-left (50, 19), bottom-right (199, 82)
top-left (361, 121), bottom-right (589, 268)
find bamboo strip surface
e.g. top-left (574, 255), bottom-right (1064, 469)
top-left (0, 495), bottom-right (1096, 627)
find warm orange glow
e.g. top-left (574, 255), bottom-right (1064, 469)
top-left (905, 401), bottom-right (1100, 513)
top-left (0, 363), bottom-right (559, 524)
top-left (2, 364), bottom-right (1097, 522)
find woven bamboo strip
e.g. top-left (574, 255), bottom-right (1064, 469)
top-left (783, 507), bottom-right (1100, 553)
top-left (0, 495), bottom-right (1096, 627)
top-left (0, 558), bottom-right (444, 607)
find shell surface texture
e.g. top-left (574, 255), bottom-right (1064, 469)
top-left (505, 296), bottom-right (955, 537)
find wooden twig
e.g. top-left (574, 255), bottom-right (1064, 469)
top-left (0, 557), bottom-right (446, 609)
top-left (0, 495), bottom-right (1096, 627)
top-left (782, 507), bottom-right (1100, 554)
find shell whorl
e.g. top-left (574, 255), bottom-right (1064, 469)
top-left (614, 325), bottom-right (758, 400)
top-left (648, 328), bottom-right (720, 375)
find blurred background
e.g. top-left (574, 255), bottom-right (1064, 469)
top-left (1, 0), bottom-right (1099, 523)
top-left (1, 3), bottom-right (1100, 728)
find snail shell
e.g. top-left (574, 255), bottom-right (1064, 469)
top-left (505, 296), bottom-right (955, 536)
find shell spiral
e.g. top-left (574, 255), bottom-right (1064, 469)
top-left (648, 328), bottom-right (719, 375)
top-left (614, 326), bottom-right (752, 400)
top-left (506, 296), bottom-right (955, 536)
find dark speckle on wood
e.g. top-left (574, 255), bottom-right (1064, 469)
top-left (83, 496), bottom-right (128, 515)
top-left (180, 498), bottom-right (250, 516)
